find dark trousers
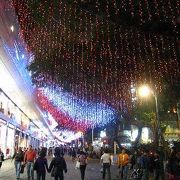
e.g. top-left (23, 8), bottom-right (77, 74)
top-left (119, 165), bottom-right (128, 180)
top-left (37, 172), bottom-right (46, 180)
top-left (103, 163), bottom-right (111, 180)
top-left (80, 165), bottom-right (86, 180)
top-left (54, 171), bottom-right (64, 180)
top-left (154, 169), bottom-right (165, 180)
top-left (0, 162), bottom-right (2, 168)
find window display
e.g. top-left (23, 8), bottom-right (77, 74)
top-left (6, 125), bottom-right (15, 158)
top-left (0, 119), bottom-right (7, 156)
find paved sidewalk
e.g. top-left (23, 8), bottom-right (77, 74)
top-left (0, 156), bottom-right (121, 180)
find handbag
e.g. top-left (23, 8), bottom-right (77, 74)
top-left (33, 160), bottom-right (38, 171)
top-left (20, 164), bottom-right (25, 174)
top-left (75, 161), bottom-right (80, 169)
top-left (51, 167), bottom-right (57, 177)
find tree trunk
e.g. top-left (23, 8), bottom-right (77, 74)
top-left (176, 102), bottom-right (180, 129)
top-left (151, 120), bottom-right (159, 147)
top-left (154, 129), bottom-right (158, 147)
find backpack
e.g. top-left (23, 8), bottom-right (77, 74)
top-left (34, 159), bottom-right (38, 171)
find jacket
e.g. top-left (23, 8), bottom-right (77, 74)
top-left (13, 151), bottom-right (24, 162)
top-left (49, 156), bottom-right (67, 174)
top-left (118, 153), bottom-right (129, 166)
top-left (34, 157), bottom-right (48, 173)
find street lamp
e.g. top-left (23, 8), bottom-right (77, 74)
top-left (138, 85), bottom-right (161, 146)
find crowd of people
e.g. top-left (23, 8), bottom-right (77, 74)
top-left (7, 145), bottom-right (87, 180)
top-left (10, 145), bottom-right (68, 180)
top-left (0, 144), bottom-right (180, 180)
top-left (100, 146), bottom-right (180, 180)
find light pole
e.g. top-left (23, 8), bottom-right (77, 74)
top-left (91, 123), bottom-right (96, 145)
top-left (92, 127), bottom-right (94, 144)
top-left (82, 132), bottom-right (85, 148)
top-left (138, 85), bottom-right (161, 146)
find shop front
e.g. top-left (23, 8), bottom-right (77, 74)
top-left (17, 131), bottom-right (28, 148)
top-left (6, 123), bottom-right (15, 158)
top-left (14, 129), bottom-right (20, 148)
top-left (18, 116), bottom-right (30, 148)
top-left (0, 88), bottom-right (50, 152)
top-left (0, 118), bottom-right (16, 158)
top-left (29, 136), bottom-right (40, 149)
top-left (0, 118), bottom-right (7, 156)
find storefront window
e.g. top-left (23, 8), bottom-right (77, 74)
top-left (0, 89), bottom-right (49, 150)
top-left (0, 119), bottom-right (7, 156)
top-left (6, 125), bottom-right (15, 158)
top-left (15, 129), bottom-right (20, 147)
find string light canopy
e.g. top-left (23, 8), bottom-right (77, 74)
top-left (37, 86), bottom-right (115, 131)
top-left (11, 0), bottom-right (179, 131)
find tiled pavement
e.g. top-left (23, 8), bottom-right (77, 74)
top-left (0, 156), bottom-right (121, 180)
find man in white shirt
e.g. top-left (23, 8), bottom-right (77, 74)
top-left (100, 149), bottom-right (111, 180)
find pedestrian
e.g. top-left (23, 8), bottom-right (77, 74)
top-left (139, 150), bottom-right (150, 180)
top-left (130, 150), bottom-right (140, 170)
top-left (24, 145), bottom-right (37, 180)
top-left (118, 148), bottom-right (129, 180)
top-left (166, 147), bottom-right (180, 180)
top-left (12, 147), bottom-right (24, 180)
top-left (78, 149), bottom-right (88, 180)
top-left (72, 148), bottom-right (76, 162)
top-left (49, 147), bottom-right (67, 180)
top-left (153, 151), bottom-right (161, 180)
top-left (34, 151), bottom-right (49, 180)
top-left (0, 148), bottom-right (4, 169)
top-left (100, 149), bottom-right (111, 180)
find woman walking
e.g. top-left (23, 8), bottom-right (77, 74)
top-left (12, 147), bottom-right (24, 180)
top-left (34, 151), bottom-right (49, 180)
top-left (71, 148), bottom-right (76, 162)
top-left (78, 150), bottom-right (88, 180)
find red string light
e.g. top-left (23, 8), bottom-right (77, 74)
top-left (10, 0), bottom-right (179, 124)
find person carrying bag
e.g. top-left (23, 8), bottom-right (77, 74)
top-left (75, 160), bottom-right (80, 169)
top-left (78, 150), bottom-right (88, 180)
top-left (49, 147), bottom-right (67, 180)
top-left (100, 149), bottom-right (111, 180)
top-left (12, 147), bottom-right (24, 180)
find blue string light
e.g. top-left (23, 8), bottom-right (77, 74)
top-left (40, 86), bottom-right (116, 127)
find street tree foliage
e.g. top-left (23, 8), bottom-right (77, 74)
top-left (12, 0), bottom-right (179, 135)
top-left (132, 80), bottom-right (180, 147)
